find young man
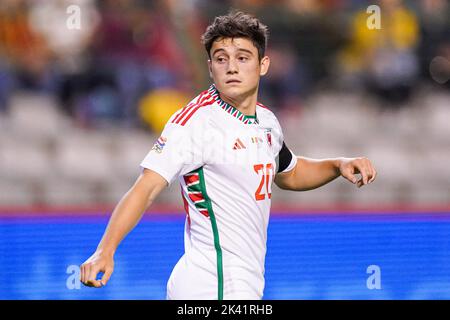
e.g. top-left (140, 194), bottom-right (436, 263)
top-left (80, 11), bottom-right (377, 299)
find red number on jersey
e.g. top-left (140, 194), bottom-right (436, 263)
top-left (254, 163), bottom-right (275, 201)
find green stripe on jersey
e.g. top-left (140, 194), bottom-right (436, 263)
top-left (186, 167), bottom-right (224, 300)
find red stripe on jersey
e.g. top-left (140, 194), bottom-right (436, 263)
top-left (174, 103), bottom-right (198, 124)
top-left (179, 105), bottom-right (203, 126)
top-left (171, 106), bottom-right (188, 124)
top-left (198, 209), bottom-right (209, 218)
top-left (172, 102), bottom-right (198, 124)
top-left (196, 90), bottom-right (210, 104)
top-left (188, 192), bottom-right (204, 203)
top-left (184, 174), bottom-right (200, 185)
top-left (172, 90), bottom-right (208, 124)
top-left (175, 93), bottom-right (212, 125)
top-left (179, 95), bottom-right (213, 126)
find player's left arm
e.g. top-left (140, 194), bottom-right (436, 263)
top-left (274, 156), bottom-right (377, 191)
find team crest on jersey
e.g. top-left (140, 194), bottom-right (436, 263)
top-left (152, 136), bottom-right (167, 153)
top-left (265, 129), bottom-right (272, 147)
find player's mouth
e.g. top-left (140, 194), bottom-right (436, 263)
top-left (226, 79), bottom-right (242, 84)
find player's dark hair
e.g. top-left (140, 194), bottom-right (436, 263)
top-left (201, 11), bottom-right (269, 61)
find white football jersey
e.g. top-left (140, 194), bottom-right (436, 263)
top-left (140, 84), bottom-right (297, 300)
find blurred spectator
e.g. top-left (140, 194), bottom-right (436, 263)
top-left (59, 0), bottom-right (199, 128)
top-left (0, 0), bottom-right (54, 98)
top-left (28, 0), bottom-right (100, 74)
top-left (247, 0), bottom-right (346, 99)
top-left (138, 87), bottom-right (190, 133)
top-left (259, 45), bottom-right (308, 112)
top-left (417, 0), bottom-right (450, 87)
top-left (0, 0), bottom-right (450, 209)
top-left (337, 0), bottom-right (420, 105)
top-left (0, 58), bottom-right (14, 113)
top-left (0, 0), bottom-right (448, 119)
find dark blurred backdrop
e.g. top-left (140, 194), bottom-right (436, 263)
top-left (0, 0), bottom-right (449, 207)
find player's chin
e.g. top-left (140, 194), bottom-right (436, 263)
top-left (221, 84), bottom-right (246, 97)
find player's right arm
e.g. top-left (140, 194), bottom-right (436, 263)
top-left (80, 168), bottom-right (167, 288)
top-left (80, 100), bottom-right (207, 288)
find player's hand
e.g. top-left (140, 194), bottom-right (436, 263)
top-left (338, 157), bottom-right (377, 188)
top-left (80, 250), bottom-right (114, 288)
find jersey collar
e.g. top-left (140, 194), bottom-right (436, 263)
top-left (208, 84), bottom-right (258, 125)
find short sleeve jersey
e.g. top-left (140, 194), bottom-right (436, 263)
top-left (141, 84), bottom-right (297, 299)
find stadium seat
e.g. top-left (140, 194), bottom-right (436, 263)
top-left (0, 180), bottom-right (35, 206)
top-left (8, 92), bottom-right (69, 143)
top-left (53, 130), bottom-right (113, 183)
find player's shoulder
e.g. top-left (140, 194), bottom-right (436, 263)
top-left (168, 88), bottom-right (216, 127)
top-left (256, 102), bottom-right (276, 117)
top-left (256, 102), bottom-right (281, 125)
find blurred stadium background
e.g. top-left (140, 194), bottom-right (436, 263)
top-left (0, 0), bottom-right (449, 299)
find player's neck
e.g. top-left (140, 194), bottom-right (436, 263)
top-left (218, 89), bottom-right (258, 116)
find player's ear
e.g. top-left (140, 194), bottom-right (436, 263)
top-left (207, 59), bottom-right (213, 78)
top-left (260, 56), bottom-right (270, 76)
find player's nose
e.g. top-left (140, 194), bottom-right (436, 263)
top-left (226, 59), bottom-right (239, 74)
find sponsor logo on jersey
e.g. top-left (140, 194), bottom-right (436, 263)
top-left (232, 138), bottom-right (246, 150)
top-left (151, 136), bottom-right (167, 153)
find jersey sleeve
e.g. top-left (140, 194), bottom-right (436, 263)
top-left (271, 114), bottom-right (297, 174)
top-left (140, 118), bottom-right (205, 185)
top-left (276, 141), bottom-right (297, 173)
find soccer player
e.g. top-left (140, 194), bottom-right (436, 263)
top-left (80, 11), bottom-right (377, 299)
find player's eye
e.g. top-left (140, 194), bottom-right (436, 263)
top-left (215, 57), bottom-right (226, 63)
top-left (238, 56), bottom-right (249, 62)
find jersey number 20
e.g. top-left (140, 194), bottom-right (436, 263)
top-left (254, 163), bottom-right (274, 201)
